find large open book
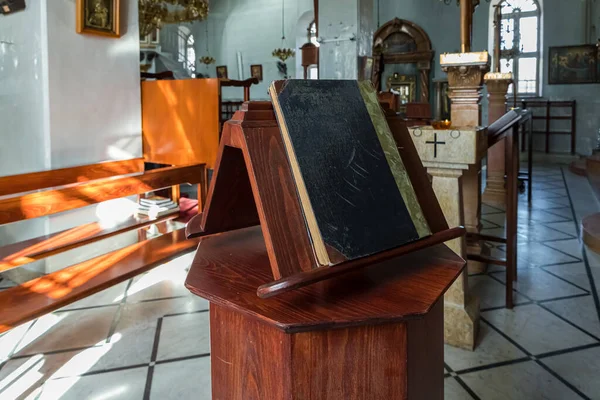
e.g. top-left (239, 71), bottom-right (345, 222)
top-left (269, 80), bottom-right (431, 266)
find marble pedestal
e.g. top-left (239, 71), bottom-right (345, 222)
top-left (411, 125), bottom-right (487, 350)
top-left (482, 73), bottom-right (513, 207)
top-left (442, 52), bottom-right (491, 275)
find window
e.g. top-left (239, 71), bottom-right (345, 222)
top-left (309, 21), bottom-right (318, 46)
top-left (307, 20), bottom-right (319, 79)
top-left (498, 0), bottom-right (541, 96)
top-left (178, 26), bottom-right (196, 76)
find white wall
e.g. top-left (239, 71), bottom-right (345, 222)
top-left (0, 2), bottom-right (50, 276)
top-left (46, 0), bottom-right (142, 168)
top-left (191, 0), bottom-right (314, 100)
top-left (0, 0), bottom-right (143, 277)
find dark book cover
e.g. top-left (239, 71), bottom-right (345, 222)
top-left (270, 80), bottom-right (430, 264)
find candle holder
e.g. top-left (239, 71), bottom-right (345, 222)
top-left (432, 120), bottom-right (452, 130)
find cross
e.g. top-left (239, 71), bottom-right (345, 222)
top-left (426, 133), bottom-right (446, 158)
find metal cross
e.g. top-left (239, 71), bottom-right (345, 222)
top-left (426, 133), bottom-right (446, 158)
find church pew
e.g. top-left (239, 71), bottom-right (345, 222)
top-left (0, 228), bottom-right (199, 333)
top-left (0, 161), bottom-right (205, 332)
top-left (0, 158), bottom-right (144, 197)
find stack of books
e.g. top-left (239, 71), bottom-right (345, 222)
top-left (136, 196), bottom-right (180, 218)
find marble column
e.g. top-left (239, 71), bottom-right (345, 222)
top-left (410, 122), bottom-right (488, 350)
top-left (442, 52), bottom-right (491, 275)
top-left (429, 167), bottom-right (480, 350)
top-left (317, 0), bottom-right (374, 79)
top-left (482, 73), bottom-right (513, 207)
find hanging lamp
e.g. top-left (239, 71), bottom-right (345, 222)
top-left (199, 20), bottom-right (216, 68)
top-left (272, 0), bottom-right (295, 62)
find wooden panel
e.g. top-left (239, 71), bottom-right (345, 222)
top-left (407, 299), bottom-right (444, 400)
top-left (210, 304), bottom-right (292, 400)
top-left (0, 164), bottom-right (205, 224)
top-left (0, 213), bottom-right (177, 273)
top-left (0, 159), bottom-right (144, 197)
top-left (185, 226), bottom-right (464, 333)
top-left (291, 323), bottom-right (408, 399)
top-left (142, 79), bottom-right (220, 168)
top-left (0, 228), bottom-right (199, 333)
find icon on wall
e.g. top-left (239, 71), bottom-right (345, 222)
top-left (250, 65), bottom-right (263, 81)
top-left (216, 66), bottom-right (228, 80)
top-left (76, 0), bottom-right (121, 38)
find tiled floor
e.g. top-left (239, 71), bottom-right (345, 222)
top-left (1, 164), bottom-right (600, 399)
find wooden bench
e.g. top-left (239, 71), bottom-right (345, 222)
top-left (0, 159), bottom-right (205, 333)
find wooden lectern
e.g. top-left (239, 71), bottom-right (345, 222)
top-left (184, 101), bottom-right (466, 399)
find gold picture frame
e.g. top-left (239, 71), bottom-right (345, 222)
top-left (76, 0), bottom-right (120, 38)
top-left (250, 64), bottom-right (263, 81)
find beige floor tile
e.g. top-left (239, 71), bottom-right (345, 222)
top-left (150, 357), bottom-right (211, 400)
top-left (542, 346), bottom-right (600, 400)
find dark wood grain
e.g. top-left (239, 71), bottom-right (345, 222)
top-left (210, 304), bottom-right (292, 400)
top-left (0, 214), bottom-right (177, 273)
top-left (0, 164), bottom-right (205, 224)
top-left (407, 299), bottom-right (443, 399)
top-left (185, 226), bottom-right (465, 333)
top-left (258, 226), bottom-right (465, 298)
top-left (0, 228), bottom-right (199, 333)
top-left (0, 158), bottom-right (144, 197)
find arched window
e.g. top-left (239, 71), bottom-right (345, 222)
top-left (178, 26), bottom-right (196, 76)
top-left (498, 0), bottom-right (541, 95)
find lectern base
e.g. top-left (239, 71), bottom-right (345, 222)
top-left (210, 301), bottom-right (443, 400)
top-left (184, 227), bottom-right (465, 400)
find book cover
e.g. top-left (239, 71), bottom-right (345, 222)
top-left (269, 80), bottom-right (430, 266)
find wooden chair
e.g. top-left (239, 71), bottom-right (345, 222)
top-left (0, 159), bottom-right (205, 332)
top-left (467, 109), bottom-right (532, 308)
top-left (377, 92), bottom-right (398, 113)
top-left (404, 102), bottom-right (433, 127)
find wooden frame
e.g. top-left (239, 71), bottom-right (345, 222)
top-left (359, 56), bottom-right (374, 82)
top-left (372, 18), bottom-right (434, 103)
top-left (548, 45), bottom-right (598, 85)
top-left (518, 100), bottom-right (577, 154)
top-left (250, 64), bottom-right (263, 81)
top-left (216, 65), bottom-right (228, 79)
top-left (185, 102), bottom-right (465, 298)
top-left (76, 0), bottom-right (121, 38)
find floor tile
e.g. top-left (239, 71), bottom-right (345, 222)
top-left (460, 361), bottom-right (582, 400)
top-left (444, 378), bottom-right (474, 400)
top-left (38, 366), bottom-right (147, 400)
top-left (543, 221), bottom-right (580, 237)
top-left (150, 356), bottom-right (211, 400)
top-left (543, 239), bottom-right (584, 259)
top-left (0, 345), bottom-right (126, 399)
top-left (542, 346), bottom-right (600, 400)
top-left (470, 275), bottom-right (526, 309)
top-left (60, 282), bottom-right (128, 311)
top-left (482, 304), bottom-right (596, 355)
top-left (481, 212), bottom-right (506, 228)
top-left (516, 222), bottom-right (574, 242)
top-left (482, 204), bottom-right (505, 215)
top-left (518, 209), bottom-right (571, 224)
top-left (543, 295), bottom-right (600, 339)
top-left (444, 322), bottom-right (526, 372)
top-left (0, 277), bottom-right (17, 289)
top-left (544, 207), bottom-right (576, 219)
top-left (125, 253), bottom-right (197, 302)
top-left (13, 306), bottom-right (118, 357)
top-left (494, 268), bottom-right (586, 301)
top-left (157, 311), bottom-right (210, 361)
top-left (0, 321), bottom-right (34, 362)
top-left (101, 297), bottom-right (208, 369)
top-left (542, 262), bottom-right (591, 290)
top-left (517, 242), bottom-right (581, 267)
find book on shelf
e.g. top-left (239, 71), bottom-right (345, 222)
top-left (269, 79), bottom-right (430, 266)
top-left (140, 196), bottom-right (175, 207)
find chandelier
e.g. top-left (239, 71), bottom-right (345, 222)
top-left (272, 0), bottom-right (295, 62)
top-left (199, 56), bottom-right (215, 65)
top-left (139, 0), bottom-right (210, 38)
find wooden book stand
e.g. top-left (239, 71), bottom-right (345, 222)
top-left (186, 101), bottom-right (465, 298)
